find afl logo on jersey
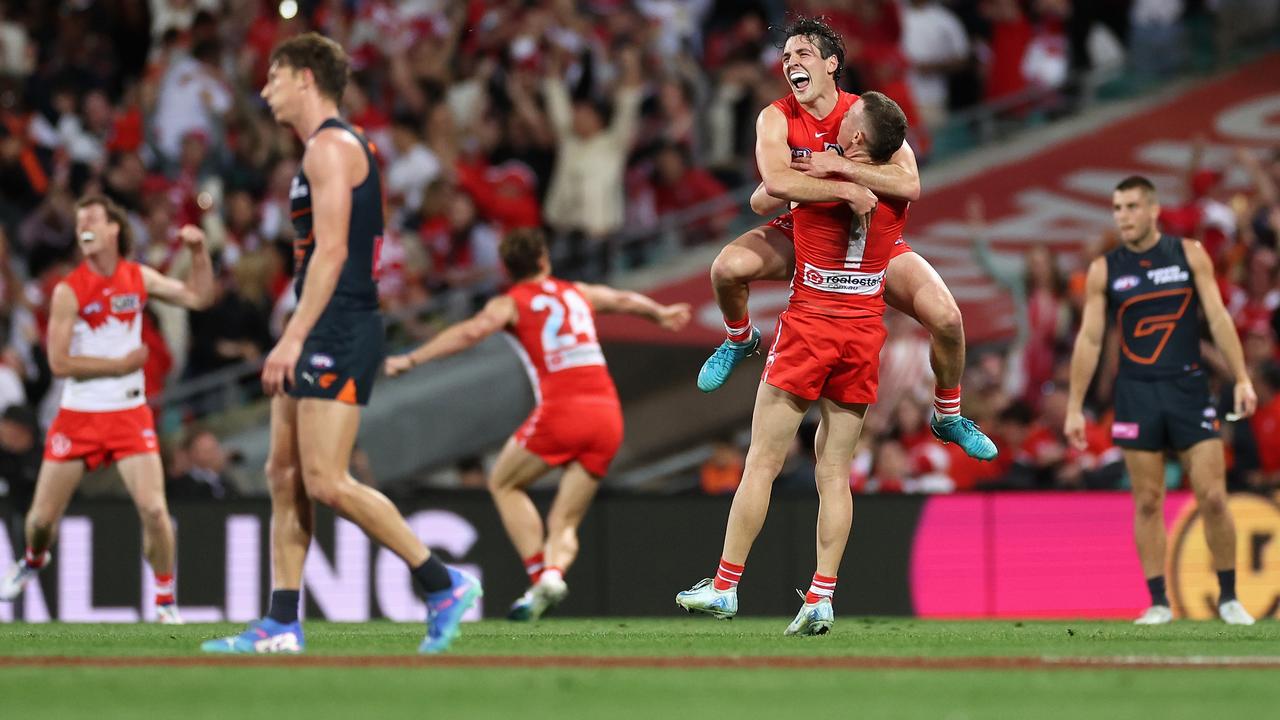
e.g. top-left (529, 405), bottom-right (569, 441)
top-left (309, 353), bottom-right (335, 369)
top-left (791, 147), bottom-right (812, 159)
top-left (110, 294), bottom-right (140, 313)
top-left (1112, 275), bottom-right (1141, 292)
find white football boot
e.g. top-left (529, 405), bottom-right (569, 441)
top-left (1218, 599), bottom-right (1255, 626)
top-left (675, 578), bottom-right (738, 619)
top-left (1133, 605), bottom-right (1173, 625)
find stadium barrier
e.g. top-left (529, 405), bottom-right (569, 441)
top-left (2, 491), bottom-right (1276, 622)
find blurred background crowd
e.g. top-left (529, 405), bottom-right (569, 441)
top-left (0, 0), bottom-right (1277, 504)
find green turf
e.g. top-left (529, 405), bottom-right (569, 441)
top-left (1, 619), bottom-right (1277, 719)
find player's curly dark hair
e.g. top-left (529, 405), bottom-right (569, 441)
top-left (500, 228), bottom-right (548, 282)
top-left (270, 32), bottom-right (350, 104)
top-left (776, 16), bottom-right (846, 85)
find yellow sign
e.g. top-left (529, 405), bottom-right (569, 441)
top-left (1168, 493), bottom-right (1280, 620)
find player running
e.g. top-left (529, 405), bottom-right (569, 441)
top-left (1066, 176), bottom-right (1255, 626)
top-left (696, 17), bottom-right (994, 461)
top-left (202, 33), bottom-right (479, 655)
top-left (0, 195), bottom-right (214, 623)
top-left (386, 229), bottom-right (690, 620)
top-left (676, 26), bottom-right (910, 636)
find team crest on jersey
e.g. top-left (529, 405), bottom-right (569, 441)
top-left (289, 176), bottom-right (309, 199)
top-left (1147, 266), bottom-right (1189, 285)
top-left (309, 353), bottom-right (335, 369)
top-left (1112, 275), bottom-right (1141, 292)
top-left (110, 294), bottom-right (140, 313)
top-left (50, 432), bottom-right (71, 458)
top-left (82, 301), bottom-right (103, 315)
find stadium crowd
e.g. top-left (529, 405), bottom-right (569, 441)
top-left (0, 0), bottom-right (1274, 503)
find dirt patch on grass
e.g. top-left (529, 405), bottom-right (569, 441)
top-left (4, 655), bottom-right (1279, 670)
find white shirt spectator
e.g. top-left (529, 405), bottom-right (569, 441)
top-left (152, 53), bottom-right (232, 161)
top-left (385, 143), bottom-right (442, 214)
top-left (0, 17), bottom-right (33, 77)
top-left (901, 1), bottom-right (970, 127)
top-left (148, 0), bottom-right (221, 40)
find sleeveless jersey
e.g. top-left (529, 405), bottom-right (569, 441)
top-left (771, 91), bottom-right (911, 318)
top-left (504, 277), bottom-right (618, 406)
top-left (290, 117), bottom-right (382, 314)
top-left (1105, 234), bottom-right (1203, 380)
top-left (60, 260), bottom-right (147, 411)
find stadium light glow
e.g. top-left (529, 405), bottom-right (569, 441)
top-left (279, 0), bottom-right (298, 20)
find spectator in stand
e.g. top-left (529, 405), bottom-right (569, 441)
top-left (151, 37), bottom-right (231, 163)
top-left (649, 141), bottom-right (733, 241)
top-left (700, 438), bottom-right (745, 495)
top-left (0, 404), bottom-right (40, 513)
top-left (1248, 361), bottom-right (1280, 490)
top-left (168, 427), bottom-right (240, 500)
top-left (385, 113), bottom-right (442, 216)
top-left (901, 0), bottom-right (971, 129)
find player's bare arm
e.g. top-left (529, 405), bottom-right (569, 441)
top-left (750, 182), bottom-right (789, 216)
top-left (261, 130), bottom-right (358, 395)
top-left (756, 106), bottom-right (873, 209)
top-left (792, 141), bottom-right (921, 201)
top-left (1185, 238), bottom-right (1257, 418)
top-left (385, 295), bottom-right (518, 376)
top-left (574, 283), bottom-right (692, 332)
top-left (45, 282), bottom-right (147, 380)
top-left (1064, 257), bottom-right (1108, 449)
top-left (140, 225), bottom-right (215, 310)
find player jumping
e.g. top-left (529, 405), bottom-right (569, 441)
top-left (386, 229), bottom-right (690, 620)
top-left (696, 17), bottom-right (994, 461)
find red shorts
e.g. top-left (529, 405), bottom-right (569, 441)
top-left (515, 396), bottom-right (624, 478)
top-left (762, 309), bottom-right (887, 404)
top-left (766, 213), bottom-right (914, 260)
top-left (44, 405), bottom-right (159, 471)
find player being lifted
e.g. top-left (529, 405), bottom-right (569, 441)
top-left (0, 195), bottom-right (214, 623)
top-left (203, 33), bottom-right (479, 655)
top-left (696, 17), bottom-right (994, 461)
top-left (677, 21), bottom-right (911, 635)
top-left (1066, 176), bottom-right (1255, 625)
top-left (386, 230), bottom-right (690, 620)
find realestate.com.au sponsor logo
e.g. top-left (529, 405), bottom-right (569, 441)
top-left (801, 264), bottom-right (885, 295)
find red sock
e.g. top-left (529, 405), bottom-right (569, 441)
top-left (805, 573), bottom-right (836, 604)
top-left (523, 552), bottom-right (545, 585)
top-left (713, 558), bottom-right (744, 592)
top-left (724, 313), bottom-right (752, 343)
top-left (23, 547), bottom-right (47, 569)
top-left (934, 385), bottom-right (961, 419)
top-left (154, 573), bottom-right (175, 606)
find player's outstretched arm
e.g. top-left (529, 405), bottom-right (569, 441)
top-left (1065, 257), bottom-right (1108, 449)
top-left (140, 225), bottom-right (215, 310)
top-left (385, 295), bottom-right (517, 377)
top-left (756, 106), bottom-right (866, 206)
top-left (575, 283), bottom-right (691, 332)
top-left (792, 141), bottom-right (921, 201)
top-left (1186, 238), bottom-right (1257, 418)
top-left (46, 282), bottom-right (147, 380)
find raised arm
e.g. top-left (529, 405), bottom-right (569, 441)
top-left (791, 141), bottom-right (920, 201)
top-left (756, 105), bottom-right (871, 208)
top-left (1064, 257), bottom-right (1108, 449)
top-left (141, 225), bottom-right (215, 310)
top-left (46, 282), bottom-right (147, 379)
top-left (1186, 238), bottom-right (1256, 418)
top-left (385, 295), bottom-right (518, 377)
top-left (574, 283), bottom-right (691, 331)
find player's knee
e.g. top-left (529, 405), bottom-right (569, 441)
top-left (304, 479), bottom-right (345, 509)
top-left (929, 302), bottom-right (964, 344)
top-left (264, 459), bottom-right (297, 497)
top-left (136, 501), bottom-right (170, 529)
top-left (1198, 490), bottom-right (1229, 519)
top-left (711, 247), bottom-right (758, 287)
top-left (1134, 491), bottom-right (1164, 519)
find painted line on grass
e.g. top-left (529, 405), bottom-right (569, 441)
top-left (3, 655), bottom-right (1280, 670)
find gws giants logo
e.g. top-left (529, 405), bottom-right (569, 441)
top-left (1147, 265), bottom-right (1189, 285)
top-left (289, 176), bottom-right (309, 200)
top-left (1168, 493), bottom-right (1280, 620)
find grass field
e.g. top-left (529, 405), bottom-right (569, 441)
top-left (2, 618), bottom-right (1278, 719)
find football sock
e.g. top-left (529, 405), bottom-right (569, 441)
top-left (1217, 570), bottom-right (1237, 604)
top-left (724, 314), bottom-right (753, 344)
top-left (154, 572), bottom-right (175, 606)
top-left (1146, 575), bottom-right (1169, 607)
top-left (523, 552), bottom-right (545, 585)
top-left (23, 547), bottom-right (47, 569)
top-left (933, 385), bottom-right (962, 421)
top-left (805, 573), bottom-right (837, 604)
top-left (713, 558), bottom-right (744, 592)
top-left (541, 567), bottom-right (563, 585)
top-left (412, 554), bottom-right (454, 595)
top-left (267, 589), bottom-right (300, 624)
